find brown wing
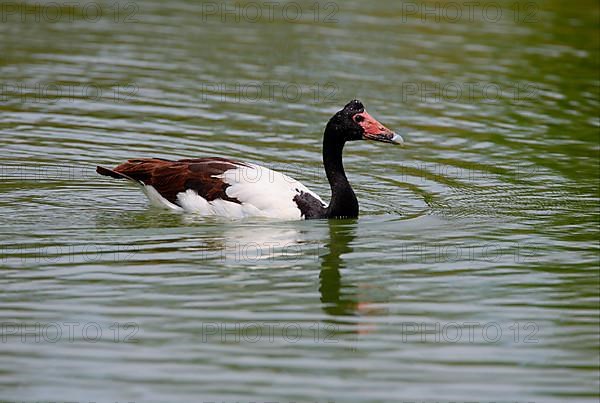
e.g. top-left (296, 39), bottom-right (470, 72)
top-left (97, 157), bottom-right (247, 205)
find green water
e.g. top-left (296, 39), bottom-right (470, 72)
top-left (0, 0), bottom-right (598, 402)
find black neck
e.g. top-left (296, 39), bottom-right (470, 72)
top-left (323, 130), bottom-right (358, 218)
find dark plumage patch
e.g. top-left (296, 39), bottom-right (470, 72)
top-left (97, 157), bottom-right (244, 205)
top-left (293, 191), bottom-right (327, 219)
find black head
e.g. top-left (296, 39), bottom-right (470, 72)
top-left (325, 100), bottom-right (403, 145)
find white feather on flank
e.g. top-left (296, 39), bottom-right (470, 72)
top-left (142, 185), bottom-right (182, 211)
top-left (216, 163), bottom-right (324, 219)
top-left (139, 163), bottom-right (325, 219)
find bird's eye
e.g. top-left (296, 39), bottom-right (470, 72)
top-left (354, 115), bottom-right (364, 123)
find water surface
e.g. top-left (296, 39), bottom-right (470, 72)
top-left (0, 1), bottom-right (598, 402)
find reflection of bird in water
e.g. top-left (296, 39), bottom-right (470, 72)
top-left (319, 220), bottom-right (358, 316)
top-left (319, 220), bottom-right (384, 336)
top-left (182, 218), bottom-right (307, 264)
